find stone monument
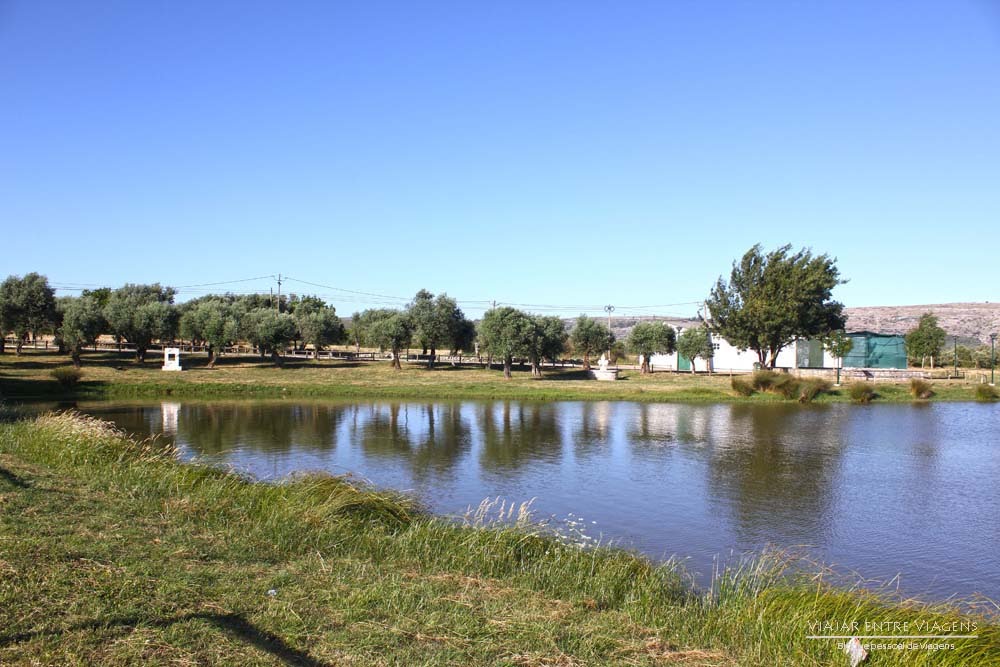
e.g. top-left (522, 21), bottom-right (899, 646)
top-left (162, 347), bottom-right (183, 371)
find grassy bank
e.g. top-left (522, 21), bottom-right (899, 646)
top-left (1, 412), bottom-right (996, 665)
top-left (1, 349), bottom-right (995, 404)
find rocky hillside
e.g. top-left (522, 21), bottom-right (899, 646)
top-left (844, 303), bottom-right (1000, 346)
top-left (592, 303), bottom-right (1000, 347)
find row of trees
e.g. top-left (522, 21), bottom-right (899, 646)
top-left (5, 244), bottom-right (986, 375)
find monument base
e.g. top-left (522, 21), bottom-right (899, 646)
top-left (588, 368), bottom-right (619, 381)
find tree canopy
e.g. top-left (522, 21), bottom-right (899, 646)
top-left (905, 313), bottom-right (947, 368)
top-left (676, 325), bottom-right (714, 374)
top-left (525, 315), bottom-right (568, 377)
top-left (407, 289), bottom-right (474, 367)
top-left (477, 307), bottom-right (535, 379)
top-left (626, 322), bottom-right (676, 374)
top-left (570, 315), bottom-right (614, 370)
top-left (104, 284), bottom-right (178, 362)
top-left (58, 296), bottom-right (106, 367)
top-left (706, 244), bottom-right (845, 368)
top-left (0, 272), bottom-right (57, 354)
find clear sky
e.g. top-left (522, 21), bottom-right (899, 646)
top-left (2, 1), bottom-right (999, 317)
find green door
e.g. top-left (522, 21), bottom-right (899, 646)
top-left (677, 354), bottom-right (691, 371)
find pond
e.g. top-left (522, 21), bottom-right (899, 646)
top-left (73, 399), bottom-right (1000, 602)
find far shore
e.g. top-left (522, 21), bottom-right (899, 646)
top-left (1, 349), bottom-right (995, 404)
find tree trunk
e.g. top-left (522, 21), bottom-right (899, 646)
top-left (136, 347), bottom-right (146, 363)
top-left (690, 362), bottom-right (696, 374)
top-left (427, 346), bottom-right (436, 369)
top-left (641, 357), bottom-right (650, 374)
top-left (503, 356), bottom-right (512, 379)
top-left (0, 338), bottom-right (4, 354)
top-left (15, 337), bottom-right (23, 355)
top-left (531, 358), bottom-right (542, 377)
top-left (271, 349), bottom-right (284, 367)
top-left (207, 345), bottom-right (217, 368)
top-left (392, 350), bottom-right (402, 370)
top-left (582, 352), bottom-right (591, 371)
top-left (71, 348), bottom-right (82, 369)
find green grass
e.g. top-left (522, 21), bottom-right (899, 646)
top-left (1, 349), bottom-right (994, 404)
top-left (0, 412), bottom-right (996, 665)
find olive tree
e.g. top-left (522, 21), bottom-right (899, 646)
top-left (359, 309), bottom-right (413, 370)
top-left (179, 298), bottom-right (244, 367)
top-left (627, 321), bottom-right (676, 374)
top-left (525, 315), bottom-right (568, 377)
top-left (477, 306), bottom-right (534, 379)
top-left (0, 273), bottom-right (58, 354)
top-left (58, 296), bottom-right (107, 367)
top-left (104, 284), bottom-right (178, 362)
top-left (408, 290), bottom-right (473, 368)
top-left (676, 325), bottom-right (714, 374)
top-left (570, 315), bottom-right (614, 370)
top-left (706, 244), bottom-right (845, 369)
top-left (243, 308), bottom-right (297, 366)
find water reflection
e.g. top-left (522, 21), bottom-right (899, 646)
top-left (78, 399), bottom-right (1000, 601)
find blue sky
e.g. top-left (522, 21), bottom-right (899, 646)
top-left (2, 1), bottom-right (998, 317)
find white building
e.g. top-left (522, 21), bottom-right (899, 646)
top-left (648, 324), bottom-right (838, 373)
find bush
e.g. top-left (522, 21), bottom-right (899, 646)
top-left (798, 378), bottom-right (832, 403)
top-left (750, 370), bottom-right (802, 400)
top-left (750, 370), bottom-right (779, 391)
top-left (848, 382), bottom-right (875, 404)
top-left (731, 377), bottom-right (754, 397)
top-left (50, 367), bottom-right (82, 389)
top-left (909, 378), bottom-right (934, 399)
top-left (975, 384), bottom-right (998, 401)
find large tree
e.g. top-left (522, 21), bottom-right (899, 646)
top-left (179, 298), bottom-right (244, 367)
top-left (104, 284), bottom-right (178, 362)
top-left (626, 321), bottom-right (676, 374)
top-left (525, 315), bottom-right (568, 378)
top-left (905, 313), bottom-right (946, 368)
top-left (676, 325), bottom-right (714, 374)
top-left (570, 315), bottom-right (614, 370)
top-left (408, 290), bottom-right (473, 368)
top-left (243, 308), bottom-right (297, 366)
top-left (360, 309), bottom-right (414, 370)
top-left (295, 306), bottom-right (346, 359)
top-left (706, 244), bottom-right (845, 369)
top-left (58, 296), bottom-right (107, 367)
top-left (477, 307), bottom-right (534, 379)
top-left (0, 273), bottom-right (58, 354)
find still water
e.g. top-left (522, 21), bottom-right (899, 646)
top-left (78, 399), bottom-right (999, 601)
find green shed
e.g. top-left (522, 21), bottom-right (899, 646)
top-left (842, 331), bottom-right (907, 369)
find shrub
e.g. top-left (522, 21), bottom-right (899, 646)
top-left (848, 382), bottom-right (875, 404)
top-left (975, 384), bottom-right (998, 401)
top-left (750, 370), bottom-right (779, 391)
top-left (731, 377), bottom-right (754, 397)
top-left (798, 378), bottom-right (832, 403)
top-left (50, 367), bottom-right (82, 389)
top-left (773, 375), bottom-right (801, 400)
top-left (909, 378), bottom-right (934, 399)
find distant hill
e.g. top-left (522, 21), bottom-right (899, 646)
top-left (587, 303), bottom-right (1000, 347)
top-left (844, 303), bottom-right (1000, 346)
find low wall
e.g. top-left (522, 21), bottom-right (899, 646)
top-left (793, 367), bottom-right (929, 381)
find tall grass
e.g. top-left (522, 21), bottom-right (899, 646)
top-left (1, 412), bottom-right (996, 666)
top-left (975, 384), bottom-right (998, 401)
top-left (910, 378), bottom-right (935, 399)
top-left (848, 382), bottom-right (876, 404)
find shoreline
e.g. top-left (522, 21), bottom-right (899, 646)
top-left (1, 350), bottom-right (996, 405)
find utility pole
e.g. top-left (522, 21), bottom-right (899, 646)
top-left (604, 304), bottom-right (615, 358)
top-left (276, 274), bottom-right (283, 313)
